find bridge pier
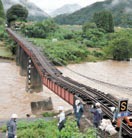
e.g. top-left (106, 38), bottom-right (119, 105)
top-left (16, 45), bottom-right (21, 66)
top-left (26, 58), bottom-right (43, 92)
top-left (20, 48), bottom-right (28, 76)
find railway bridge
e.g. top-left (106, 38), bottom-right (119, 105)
top-left (7, 28), bottom-right (132, 137)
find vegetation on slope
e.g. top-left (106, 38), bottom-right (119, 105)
top-left (0, 26), bottom-right (16, 58)
top-left (19, 19), bottom-right (132, 64)
top-left (54, 0), bottom-right (132, 28)
top-left (0, 0), bottom-right (5, 24)
top-left (1, 118), bottom-right (96, 138)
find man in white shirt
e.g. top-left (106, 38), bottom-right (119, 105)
top-left (57, 106), bottom-right (66, 131)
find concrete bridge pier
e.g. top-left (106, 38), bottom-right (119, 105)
top-left (19, 48), bottom-right (28, 76)
top-left (26, 58), bottom-right (43, 92)
top-left (16, 45), bottom-right (21, 66)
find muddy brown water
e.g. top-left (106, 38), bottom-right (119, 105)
top-left (57, 60), bottom-right (132, 104)
top-left (0, 59), bottom-right (72, 119)
top-left (0, 59), bottom-right (131, 119)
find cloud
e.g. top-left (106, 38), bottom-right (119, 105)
top-left (125, 7), bottom-right (132, 13)
top-left (111, 0), bottom-right (127, 7)
top-left (111, 0), bottom-right (120, 6)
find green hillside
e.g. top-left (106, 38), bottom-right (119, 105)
top-left (55, 0), bottom-right (132, 27)
top-left (0, 0), bottom-right (5, 23)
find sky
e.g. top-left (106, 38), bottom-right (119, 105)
top-left (29, 0), bottom-right (106, 13)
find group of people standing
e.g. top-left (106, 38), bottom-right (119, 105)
top-left (56, 99), bottom-right (103, 131)
top-left (74, 99), bottom-right (103, 128)
top-left (6, 100), bottom-right (103, 137)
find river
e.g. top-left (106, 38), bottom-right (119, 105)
top-left (0, 59), bottom-right (131, 119)
top-left (0, 59), bottom-right (71, 119)
top-left (57, 60), bottom-right (132, 104)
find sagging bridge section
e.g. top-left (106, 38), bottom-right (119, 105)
top-left (7, 28), bottom-right (132, 137)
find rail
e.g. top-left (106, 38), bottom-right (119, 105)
top-left (6, 28), bottom-right (132, 137)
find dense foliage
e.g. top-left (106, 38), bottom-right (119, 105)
top-left (93, 11), bottom-right (114, 33)
top-left (0, 0), bottom-right (5, 25)
top-left (54, 0), bottom-right (132, 28)
top-left (16, 120), bottom-right (58, 138)
top-left (30, 38), bottom-right (89, 65)
top-left (20, 19), bottom-right (132, 63)
top-left (6, 4), bottom-right (28, 26)
top-left (82, 22), bottom-right (108, 48)
top-left (104, 29), bottom-right (132, 60)
top-left (21, 19), bottom-right (59, 38)
top-left (0, 25), bottom-right (16, 56)
top-left (20, 20), bottom-right (89, 65)
top-left (1, 118), bottom-right (96, 138)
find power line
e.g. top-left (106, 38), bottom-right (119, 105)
top-left (46, 52), bottom-right (132, 91)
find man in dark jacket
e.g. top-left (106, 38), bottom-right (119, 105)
top-left (90, 103), bottom-right (103, 128)
top-left (7, 114), bottom-right (18, 138)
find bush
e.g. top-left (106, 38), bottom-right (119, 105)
top-left (21, 19), bottom-right (59, 38)
top-left (42, 112), bottom-right (57, 117)
top-left (104, 29), bottom-right (132, 60)
top-left (92, 50), bottom-right (104, 57)
top-left (0, 26), bottom-right (8, 40)
top-left (31, 38), bottom-right (89, 65)
top-left (59, 118), bottom-right (83, 138)
top-left (82, 28), bottom-right (108, 48)
top-left (0, 17), bottom-right (4, 25)
top-left (1, 117), bottom-right (96, 138)
top-left (17, 120), bottom-right (59, 138)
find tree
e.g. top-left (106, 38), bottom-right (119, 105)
top-left (104, 29), bottom-right (132, 61)
top-left (6, 4), bottom-right (28, 27)
top-left (93, 11), bottom-right (114, 33)
top-left (22, 19), bottom-right (59, 38)
top-left (0, 0), bottom-right (5, 24)
top-left (82, 22), bottom-right (97, 33)
top-left (111, 38), bottom-right (131, 61)
top-left (82, 22), bottom-right (107, 48)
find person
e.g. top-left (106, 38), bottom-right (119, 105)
top-left (90, 102), bottom-right (103, 128)
top-left (111, 107), bottom-right (119, 123)
top-left (6, 114), bottom-right (18, 138)
top-left (57, 106), bottom-right (66, 131)
top-left (74, 99), bottom-right (84, 127)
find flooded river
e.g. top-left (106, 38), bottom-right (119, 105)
top-left (0, 59), bottom-right (131, 119)
top-left (57, 60), bottom-right (132, 104)
top-left (0, 59), bottom-right (71, 119)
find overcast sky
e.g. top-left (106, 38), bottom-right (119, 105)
top-left (29, 0), bottom-right (106, 12)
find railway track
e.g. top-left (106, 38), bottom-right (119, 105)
top-left (7, 28), bottom-right (132, 137)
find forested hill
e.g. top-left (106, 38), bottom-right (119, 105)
top-left (1, 0), bottom-right (49, 21)
top-left (55, 0), bottom-right (132, 27)
top-left (0, 0), bottom-right (5, 20)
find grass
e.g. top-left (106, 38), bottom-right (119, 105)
top-left (0, 47), bottom-right (13, 58)
top-left (42, 111), bottom-right (58, 117)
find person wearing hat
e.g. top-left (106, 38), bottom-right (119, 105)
top-left (6, 114), bottom-right (18, 138)
top-left (90, 102), bottom-right (103, 128)
top-left (56, 106), bottom-right (66, 131)
top-left (74, 99), bottom-right (84, 127)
